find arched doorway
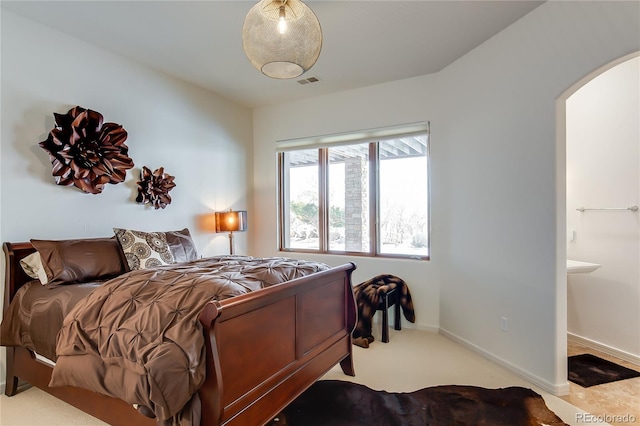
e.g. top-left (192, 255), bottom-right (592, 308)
top-left (556, 51), bottom-right (640, 416)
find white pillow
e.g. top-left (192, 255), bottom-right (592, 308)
top-left (20, 251), bottom-right (49, 285)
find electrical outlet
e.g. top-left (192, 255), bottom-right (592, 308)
top-left (500, 316), bottom-right (509, 332)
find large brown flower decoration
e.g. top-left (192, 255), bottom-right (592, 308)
top-left (136, 166), bottom-right (176, 209)
top-left (39, 106), bottom-right (134, 194)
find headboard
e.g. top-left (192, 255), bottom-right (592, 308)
top-left (3, 242), bottom-right (37, 312)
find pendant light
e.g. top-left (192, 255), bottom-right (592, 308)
top-left (242, 0), bottom-right (322, 79)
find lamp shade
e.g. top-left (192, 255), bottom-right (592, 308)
top-left (242, 0), bottom-right (322, 79)
top-left (215, 210), bottom-right (248, 233)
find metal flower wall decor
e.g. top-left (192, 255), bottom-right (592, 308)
top-left (136, 166), bottom-right (176, 209)
top-left (39, 106), bottom-right (134, 194)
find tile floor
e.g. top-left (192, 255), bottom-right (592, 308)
top-left (561, 341), bottom-right (640, 426)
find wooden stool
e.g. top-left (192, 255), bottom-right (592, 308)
top-left (377, 287), bottom-right (401, 343)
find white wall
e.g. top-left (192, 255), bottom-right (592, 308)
top-left (566, 57), bottom-right (640, 362)
top-left (0, 11), bottom-right (253, 387)
top-left (253, 1), bottom-right (640, 394)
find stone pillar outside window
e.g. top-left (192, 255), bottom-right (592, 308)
top-left (344, 156), bottom-right (368, 251)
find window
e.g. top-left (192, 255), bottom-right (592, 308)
top-left (278, 123), bottom-right (429, 259)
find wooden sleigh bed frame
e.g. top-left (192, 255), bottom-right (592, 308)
top-left (3, 241), bottom-right (357, 426)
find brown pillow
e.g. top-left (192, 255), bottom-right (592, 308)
top-left (31, 237), bottom-right (127, 285)
top-left (165, 228), bottom-right (199, 263)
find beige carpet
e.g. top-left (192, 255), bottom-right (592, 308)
top-left (1, 329), bottom-right (602, 426)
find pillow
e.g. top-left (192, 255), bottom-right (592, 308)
top-left (113, 228), bottom-right (175, 271)
top-left (19, 251), bottom-right (49, 285)
top-left (31, 237), bottom-right (127, 285)
top-left (165, 228), bottom-right (199, 263)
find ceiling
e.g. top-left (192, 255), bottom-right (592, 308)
top-left (2, 1), bottom-right (544, 108)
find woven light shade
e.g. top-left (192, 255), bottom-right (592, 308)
top-left (242, 0), bottom-right (322, 79)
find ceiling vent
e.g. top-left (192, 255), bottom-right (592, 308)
top-left (297, 76), bottom-right (320, 85)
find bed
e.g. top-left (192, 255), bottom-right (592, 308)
top-left (1, 235), bottom-right (357, 426)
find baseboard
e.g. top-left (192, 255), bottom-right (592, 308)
top-left (413, 323), bottom-right (440, 333)
top-left (371, 314), bottom-right (440, 334)
top-left (568, 332), bottom-right (640, 366)
top-left (439, 328), bottom-right (570, 396)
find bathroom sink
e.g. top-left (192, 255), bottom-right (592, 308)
top-left (567, 259), bottom-right (601, 274)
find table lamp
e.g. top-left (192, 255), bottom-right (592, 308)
top-left (215, 210), bottom-right (247, 254)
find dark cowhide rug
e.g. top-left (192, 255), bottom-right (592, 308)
top-left (268, 380), bottom-right (568, 426)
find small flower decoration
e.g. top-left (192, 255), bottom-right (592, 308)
top-left (136, 166), bottom-right (176, 209)
top-left (39, 106), bottom-right (134, 194)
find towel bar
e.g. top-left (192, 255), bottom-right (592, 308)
top-left (576, 205), bottom-right (638, 212)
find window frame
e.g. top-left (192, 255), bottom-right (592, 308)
top-left (277, 123), bottom-right (430, 260)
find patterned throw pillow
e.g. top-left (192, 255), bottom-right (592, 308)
top-left (113, 228), bottom-right (175, 271)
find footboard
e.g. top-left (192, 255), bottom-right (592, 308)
top-left (199, 262), bottom-right (357, 426)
